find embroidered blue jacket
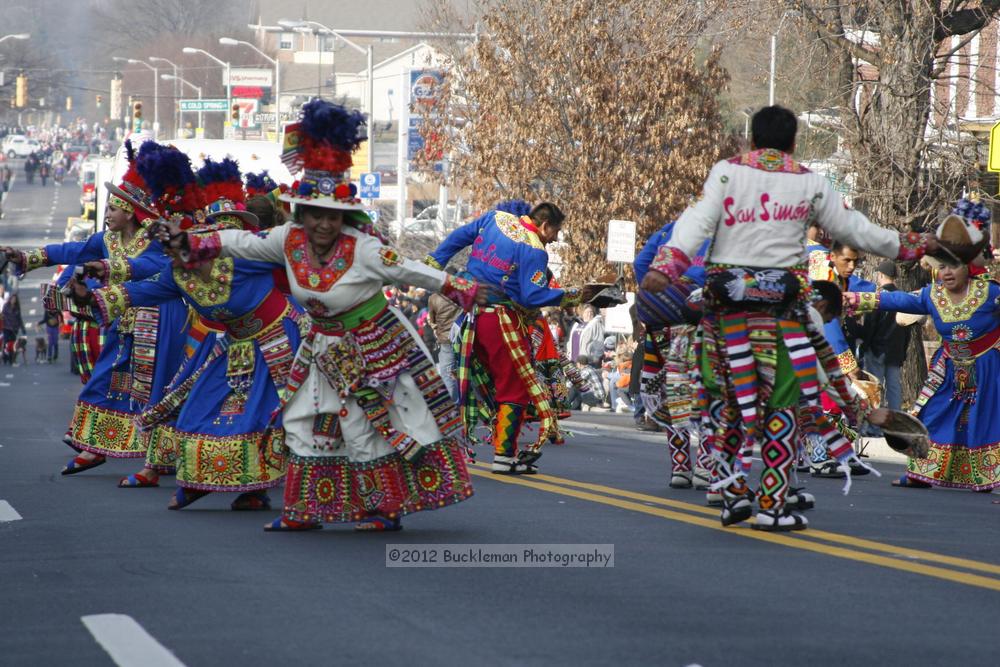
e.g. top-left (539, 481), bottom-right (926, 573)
top-left (429, 210), bottom-right (564, 309)
top-left (634, 221), bottom-right (708, 285)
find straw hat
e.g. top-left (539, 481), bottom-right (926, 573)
top-left (104, 139), bottom-right (160, 221)
top-left (895, 312), bottom-right (926, 327)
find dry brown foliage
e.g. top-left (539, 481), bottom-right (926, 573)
top-left (417, 0), bottom-right (732, 284)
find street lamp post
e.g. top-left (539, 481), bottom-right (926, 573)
top-left (219, 36), bottom-right (281, 143)
top-left (162, 74), bottom-right (202, 136)
top-left (149, 56), bottom-right (180, 137)
top-left (769, 11), bottom-right (799, 107)
top-left (113, 57), bottom-right (158, 137)
top-left (278, 19), bottom-right (373, 173)
top-left (183, 47), bottom-right (231, 135)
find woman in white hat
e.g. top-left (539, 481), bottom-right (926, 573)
top-left (156, 100), bottom-right (490, 531)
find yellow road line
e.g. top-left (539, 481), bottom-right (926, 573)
top-left (468, 468), bottom-right (1000, 591)
top-left (472, 462), bottom-right (1000, 576)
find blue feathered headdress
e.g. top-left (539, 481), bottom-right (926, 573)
top-left (953, 196), bottom-right (992, 228)
top-left (245, 170), bottom-right (279, 197)
top-left (136, 142), bottom-right (202, 218)
top-left (197, 157), bottom-right (245, 206)
top-left (279, 98), bottom-right (366, 207)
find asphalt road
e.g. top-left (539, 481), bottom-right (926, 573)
top-left (1, 171), bottom-right (998, 667)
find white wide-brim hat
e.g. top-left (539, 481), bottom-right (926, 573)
top-left (278, 192), bottom-right (366, 212)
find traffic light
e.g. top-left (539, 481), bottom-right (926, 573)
top-left (65, 96), bottom-right (72, 111)
top-left (231, 103), bottom-right (239, 122)
top-left (96, 94), bottom-right (102, 108)
top-left (15, 74), bottom-right (27, 108)
top-left (133, 100), bottom-right (142, 119)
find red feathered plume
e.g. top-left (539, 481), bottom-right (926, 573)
top-left (298, 135), bottom-right (353, 173)
top-left (121, 162), bottom-right (147, 193)
top-left (202, 180), bottom-right (245, 208)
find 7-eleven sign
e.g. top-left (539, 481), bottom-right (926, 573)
top-left (234, 98), bottom-right (259, 128)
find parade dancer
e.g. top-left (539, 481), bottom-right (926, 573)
top-left (54, 265), bottom-right (104, 383)
top-left (806, 234), bottom-right (876, 477)
top-left (158, 99), bottom-right (486, 532)
top-left (1, 144), bottom-right (189, 476)
top-left (634, 221), bottom-right (712, 490)
top-left (427, 201), bottom-right (588, 474)
top-left (640, 106), bottom-right (932, 531)
top-left (530, 308), bottom-right (587, 445)
top-left (845, 216), bottom-right (1000, 492)
top-left (78, 157), bottom-right (302, 510)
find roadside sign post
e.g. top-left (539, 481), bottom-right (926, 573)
top-left (360, 172), bottom-right (381, 200)
top-left (603, 219), bottom-right (638, 337)
top-left (989, 121), bottom-right (1000, 193)
top-left (606, 219), bottom-right (637, 279)
top-left (178, 99), bottom-right (229, 113)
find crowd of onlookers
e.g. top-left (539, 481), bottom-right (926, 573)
top-left (0, 122), bottom-right (114, 190)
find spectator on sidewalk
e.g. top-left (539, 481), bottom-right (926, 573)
top-left (568, 354), bottom-right (607, 410)
top-left (39, 307), bottom-right (62, 363)
top-left (2, 292), bottom-right (22, 365)
top-left (860, 260), bottom-right (910, 413)
top-left (575, 304), bottom-right (605, 362)
top-left (427, 286), bottom-right (463, 403)
top-left (606, 338), bottom-right (634, 413)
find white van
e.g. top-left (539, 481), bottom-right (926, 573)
top-left (2, 134), bottom-right (41, 158)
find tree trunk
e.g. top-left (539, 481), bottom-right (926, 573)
top-left (895, 263), bottom-right (930, 408)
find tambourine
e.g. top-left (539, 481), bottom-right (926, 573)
top-left (585, 282), bottom-right (628, 309)
top-left (880, 410), bottom-right (930, 459)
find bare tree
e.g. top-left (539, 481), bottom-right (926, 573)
top-left (775, 1), bottom-right (1000, 401)
top-left (90, 0), bottom-right (249, 48)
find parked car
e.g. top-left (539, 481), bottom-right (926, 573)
top-left (373, 163), bottom-right (398, 184)
top-left (2, 134), bottom-right (41, 159)
top-left (64, 144), bottom-right (90, 163)
top-left (394, 203), bottom-right (471, 239)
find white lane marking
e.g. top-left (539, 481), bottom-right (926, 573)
top-left (0, 500), bottom-right (22, 522)
top-left (0, 383), bottom-right (10, 387)
top-left (30, 297), bottom-right (37, 303)
top-left (28, 309), bottom-right (36, 315)
top-left (82, 614), bottom-right (187, 667)
top-left (4, 374), bottom-right (12, 378)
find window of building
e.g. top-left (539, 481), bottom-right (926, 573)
top-left (279, 32), bottom-right (294, 50)
top-left (321, 34), bottom-right (336, 52)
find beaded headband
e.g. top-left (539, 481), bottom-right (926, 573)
top-left (108, 193), bottom-right (134, 214)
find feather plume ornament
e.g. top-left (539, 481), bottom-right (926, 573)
top-left (135, 142), bottom-right (204, 226)
top-left (244, 170), bottom-right (279, 197)
top-left (282, 98), bottom-right (367, 174)
top-left (278, 98), bottom-right (367, 211)
top-left (197, 157), bottom-right (246, 208)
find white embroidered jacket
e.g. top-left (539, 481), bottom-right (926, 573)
top-left (662, 149), bottom-right (920, 271)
